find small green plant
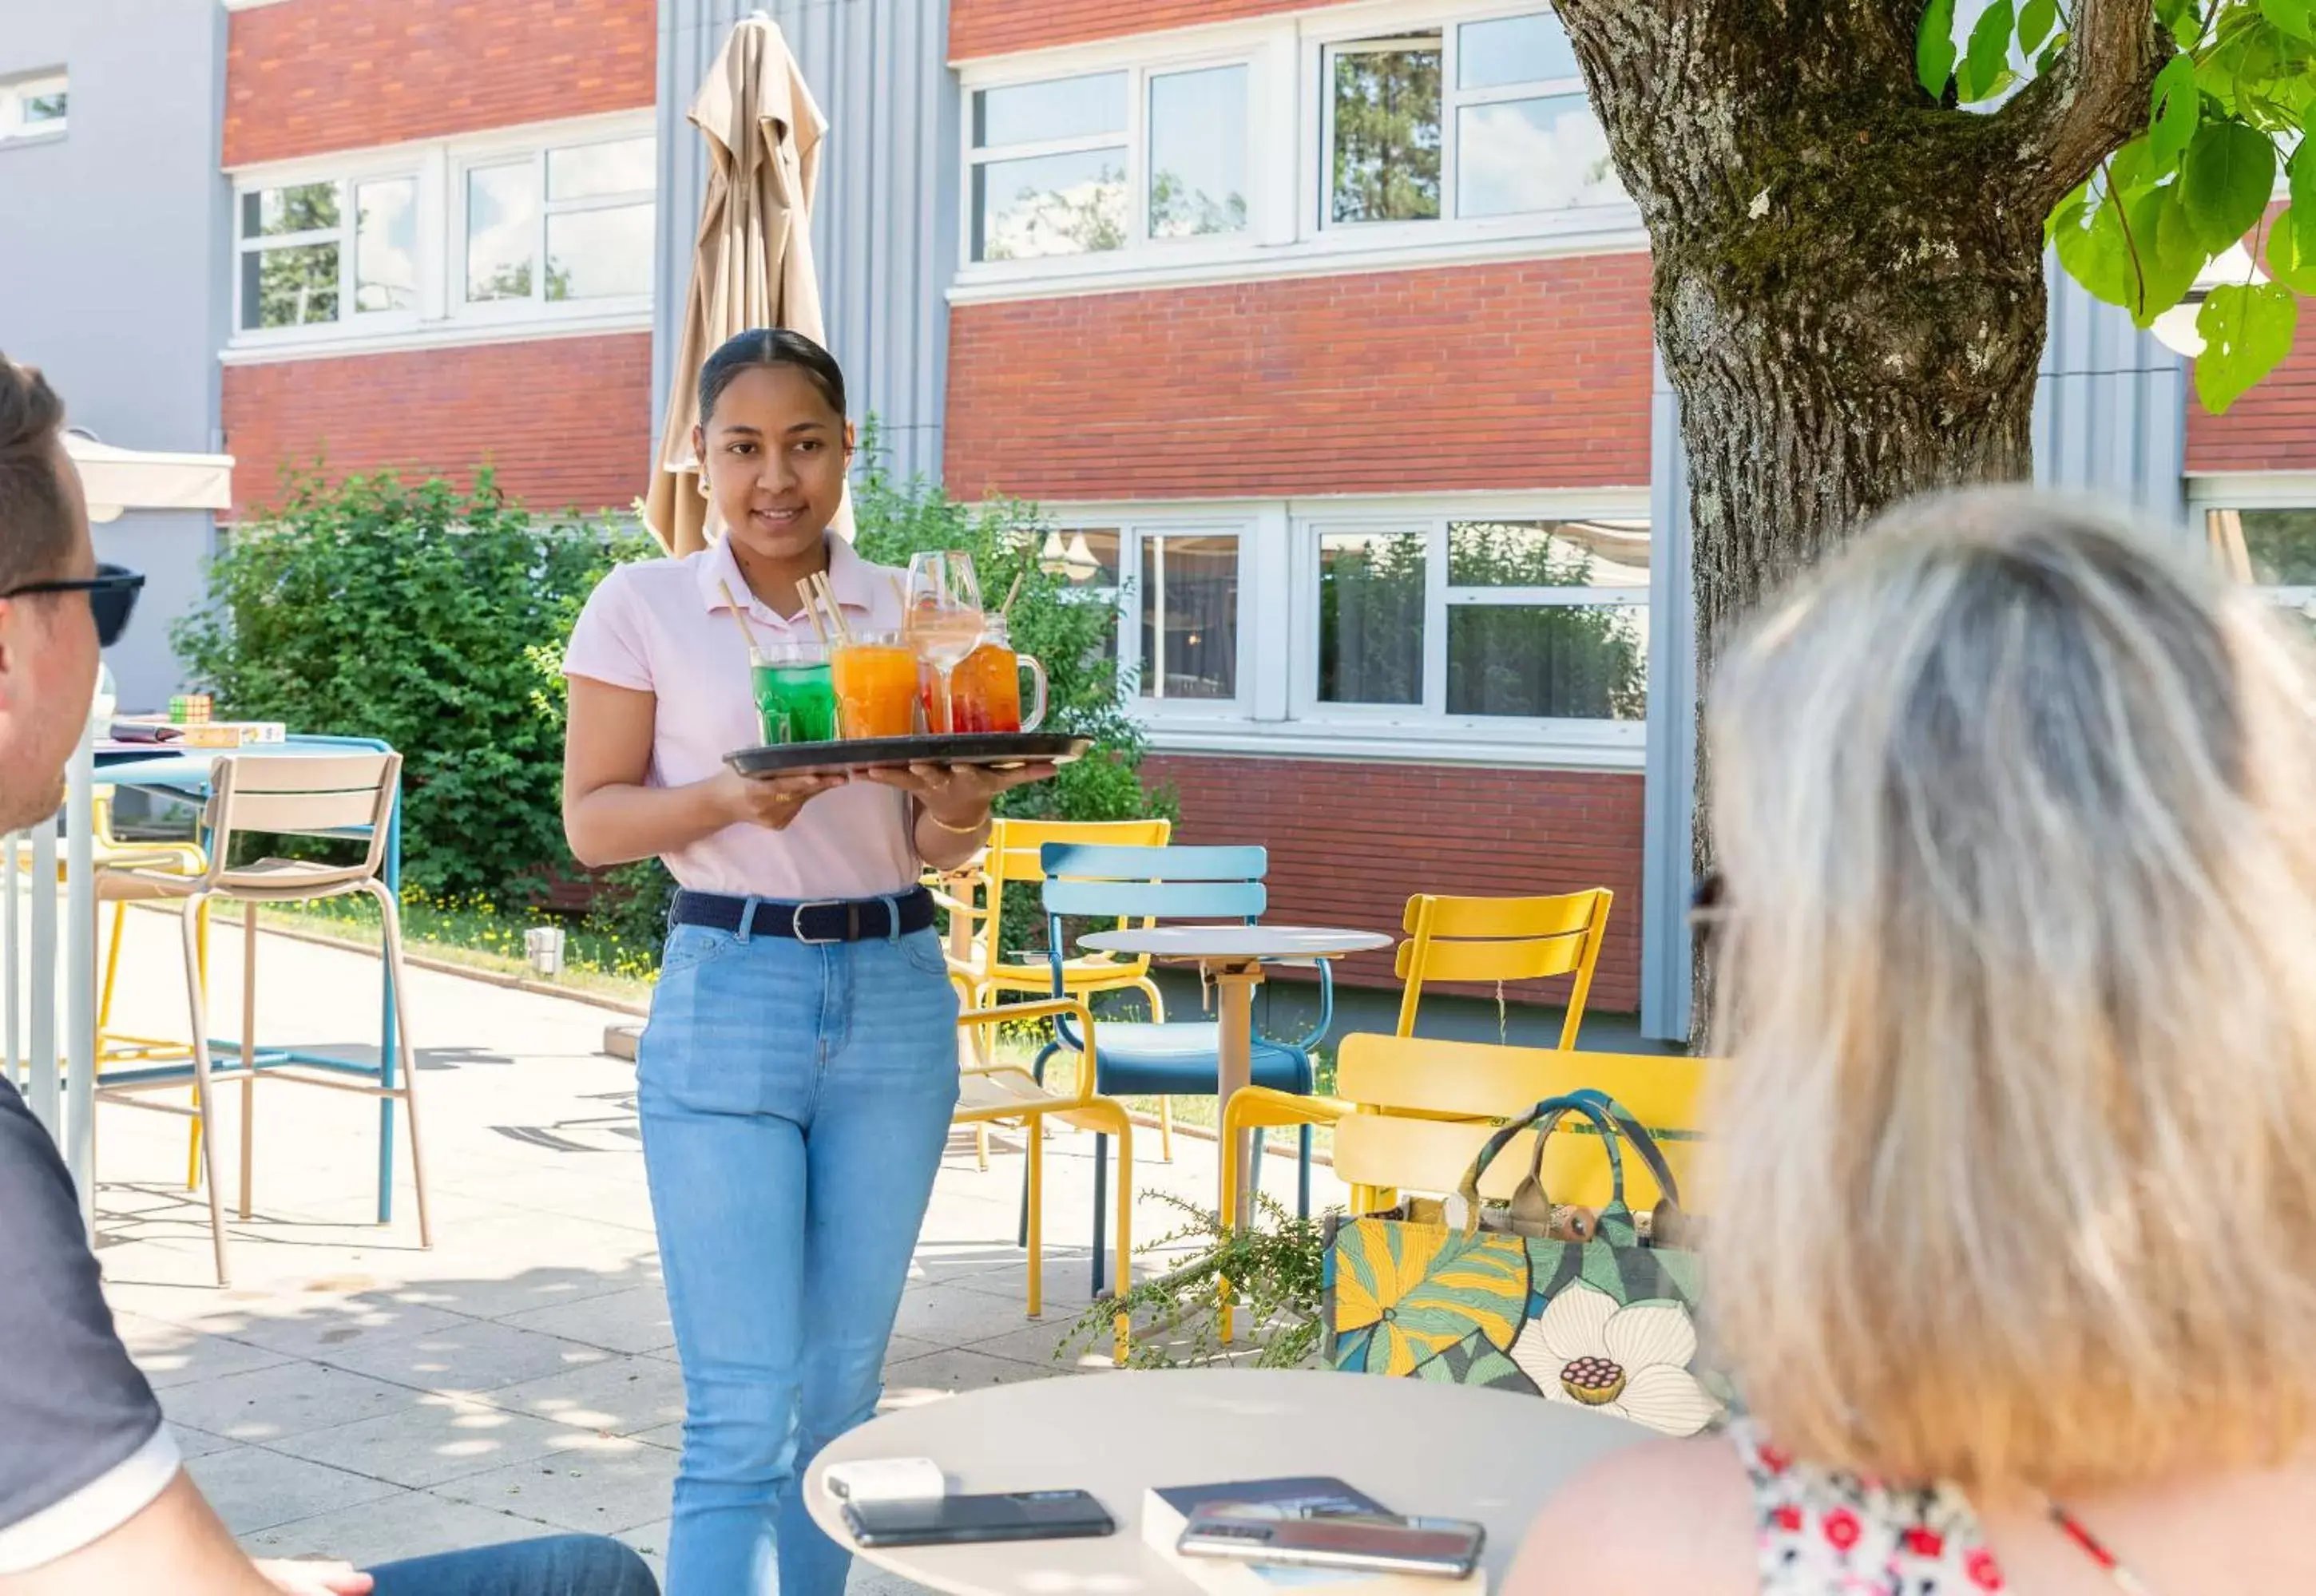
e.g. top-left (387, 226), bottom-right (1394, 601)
top-left (1060, 1192), bottom-right (1333, 1371)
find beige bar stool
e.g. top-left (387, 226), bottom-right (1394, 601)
top-left (99, 751), bottom-right (430, 1285)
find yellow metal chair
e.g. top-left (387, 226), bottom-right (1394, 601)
top-left (1395, 889), bottom-right (1614, 1045)
top-left (1218, 1034), bottom-right (1715, 1339)
top-left (1219, 888), bottom-right (1617, 1214)
top-left (952, 999), bottom-right (1133, 1363)
top-left (959, 816), bottom-right (1179, 1158)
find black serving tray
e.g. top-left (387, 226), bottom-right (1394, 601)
top-left (726, 731), bottom-right (1091, 780)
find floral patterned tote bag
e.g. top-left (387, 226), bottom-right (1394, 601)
top-left (1323, 1091), bottom-right (1731, 1437)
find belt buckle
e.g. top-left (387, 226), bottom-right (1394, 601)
top-left (791, 901), bottom-right (846, 945)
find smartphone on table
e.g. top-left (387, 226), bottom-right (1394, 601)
top-left (842, 1489), bottom-right (1116, 1548)
top-left (1177, 1506), bottom-right (1485, 1579)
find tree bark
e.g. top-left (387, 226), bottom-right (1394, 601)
top-left (1546, 0), bottom-right (2162, 1040)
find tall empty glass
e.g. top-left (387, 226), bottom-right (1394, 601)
top-left (903, 550), bottom-right (985, 736)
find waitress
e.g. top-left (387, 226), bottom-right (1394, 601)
top-left (561, 328), bottom-right (1048, 1596)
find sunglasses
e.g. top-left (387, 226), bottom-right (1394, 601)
top-left (1687, 870), bottom-right (1726, 942)
top-left (3, 563), bottom-right (143, 646)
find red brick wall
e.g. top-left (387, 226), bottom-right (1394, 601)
top-left (2187, 304), bottom-right (2316, 473)
top-left (1148, 754), bottom-right (1644, 1012)
top-left (946, 257), bottom-right (1655, 501)
top-left (953, 0), bottom-right (1307, 59)
top-left (225, 0), bottom-right (655, 167)
top-left (221, 333), bottom-right (653, 516)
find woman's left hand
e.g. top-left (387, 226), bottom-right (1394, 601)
top-left (863, 761), bottom-right (1058, 829)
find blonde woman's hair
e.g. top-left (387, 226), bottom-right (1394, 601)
top-left (1704, 488), bottom-right (2316, 1496)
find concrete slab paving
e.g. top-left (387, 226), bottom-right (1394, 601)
top-left (69, 909), bottom-right (1347, 1578)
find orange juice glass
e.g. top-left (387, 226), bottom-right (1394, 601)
top-left (831, 634), bottom-right (921, 739)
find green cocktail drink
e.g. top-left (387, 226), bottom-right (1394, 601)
top-left (753, 644), bottom-right (837, 743)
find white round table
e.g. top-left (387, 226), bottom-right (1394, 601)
top-left (1078, 926), bottom-right (1391, 1225)
top-left (807, 1368), bottom-right (1651, 1596)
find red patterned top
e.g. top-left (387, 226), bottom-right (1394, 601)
top-left (1735, 1421), bottom-right (2151, 1594)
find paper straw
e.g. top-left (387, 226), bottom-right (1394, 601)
top-left (717, 580), bottom-right (764, 665)
top-left (999, 571), bottom-right (1024, 619)
top-left (814, 572), bottom-right (854, 645)
top-left (794, 574), bottom-right (831, 649)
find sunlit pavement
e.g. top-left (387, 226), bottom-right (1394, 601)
top-left (73, 908), bottom-right (1347, 1581)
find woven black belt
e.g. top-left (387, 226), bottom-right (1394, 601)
top-left (669, 887), bottom-right (934, 945)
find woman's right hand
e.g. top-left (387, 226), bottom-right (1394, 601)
top-left (712, 766), bottom-right (848, 831)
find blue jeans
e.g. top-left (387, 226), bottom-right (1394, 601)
top-left (367, 1533), bottom-right (658, 1594)
top-left (637, 918), bottom-right (959, 1596)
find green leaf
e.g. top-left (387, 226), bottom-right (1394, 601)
top-left (2195, 281), bottom-right (2298, 413)
top-left (1957, 0), bottom-right (2016, 101)
top-left (1917, 0), bottom-right (1959, 96)
top-left (2181, 120), bottom-right (2279, 251)
top-left (2267, 207), bottom-right (2316, 293)
top-left (2052, 186), bottom-right (2140, 308)
top-left (2148, 55), bottom-right (2200, 170)
top-left (2127, 182), bottom-right (2213, 324)
top-left (2262, 0), bottom-right (2314, 41)
top-left (2019, 0), bottom-right (2057, 51)
top-left (2159, 0), bottom-right (2204, 36)
top-left (2292, 141), bottom-right (2316, 226)
top-left (2108, 135), bottom-right (2161, 198)
top-left (2036, 27), bottom-right (2071, 72)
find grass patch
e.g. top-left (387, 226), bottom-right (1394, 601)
top-left (253, 885), bottom-right (657, 1008)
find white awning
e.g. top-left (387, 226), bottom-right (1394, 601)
top-left (62, 433), bottom-right (233, 525)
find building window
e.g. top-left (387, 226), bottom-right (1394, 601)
top-left (1043, 521), bottom-right (1246, 708)
top-left (967, 62), bottom-right (1251, 263)
top-left (1, 72), bottom-right (68, 144)
top-left (238, 178), bottom-right (418, 331)
top-left (229, 117), bottom-right (654, 347)
top-left (464, 134), bottom-right (653, 306)
top-left (1326, 11), bottom-right (1616, 228)
top-left (1312, 515), bottom-right (1648, 723)
top-left (1142, 532), bottom-right (1241, 700)
top-left (2207, 506), bottom-right (2316, 631)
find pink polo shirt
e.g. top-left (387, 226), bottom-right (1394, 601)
top-left (562, 533), bottom-right (920, 901)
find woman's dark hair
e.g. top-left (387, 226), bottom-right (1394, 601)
top-left (697, 328), bottom-right (847, 427)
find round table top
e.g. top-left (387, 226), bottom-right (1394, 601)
top-left (1079, 926), bottom-right (1393, 961)
top-left (806, 1368), bottom-right (1650, 1596)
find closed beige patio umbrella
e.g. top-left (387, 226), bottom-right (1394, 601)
top-left (645, 13), bottom-right (831, 556)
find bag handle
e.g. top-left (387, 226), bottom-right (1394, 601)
top-left (1564, 1087), bottom-right (1688, 1214)
top-left (1454, 1093), bottom-right (1624, 1235)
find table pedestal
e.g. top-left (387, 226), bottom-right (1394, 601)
top-left (1209, 956), bottom-right (1262, 1228)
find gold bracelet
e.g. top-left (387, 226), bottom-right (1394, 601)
top-left (923, 810), bottom-right (990, 837)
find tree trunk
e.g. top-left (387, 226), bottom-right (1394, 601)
top-left (1547, 0), bottom-right (2163, 1041)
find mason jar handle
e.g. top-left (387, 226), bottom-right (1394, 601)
top-left (1017, 653), bottom-right (1049, 732)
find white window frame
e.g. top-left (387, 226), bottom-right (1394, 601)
top-left (224, 109), bottom-right (653, 361)
top-left (0, 72), bottom-right (68, 145)
top-left (1047, 514), bottom-right (1256, 719)
top-left (233, 172), bottom-right (425, 343)
top-left (1041, 492), bottom-right (1649, 770)
top-left (2187, 473), bottom-right (2316, 617)
top-left (954, 1), bottom-right (1640, 305)
top-left (962, 50), bottom-right (1262, 271)
top-left (1294, 505), bottom-right (1649, 739)
top-left (451, 125), bottom-right (655, 327)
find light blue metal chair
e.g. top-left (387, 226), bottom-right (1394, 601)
top-left (1030, 842), bottom-right (1331, 1294)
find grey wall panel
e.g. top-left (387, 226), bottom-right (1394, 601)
top-left (656, 0), bottom-right (958, 486)
top-left (0, 0), bottom-right (228, 709)
top-left (2033, 257), bottom-right (2190, 533)
top-left (1639, 354), bottom-right (1697, 1043)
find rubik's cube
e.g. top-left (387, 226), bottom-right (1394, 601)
top-left (168, 694), bottom-right (213, 725)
